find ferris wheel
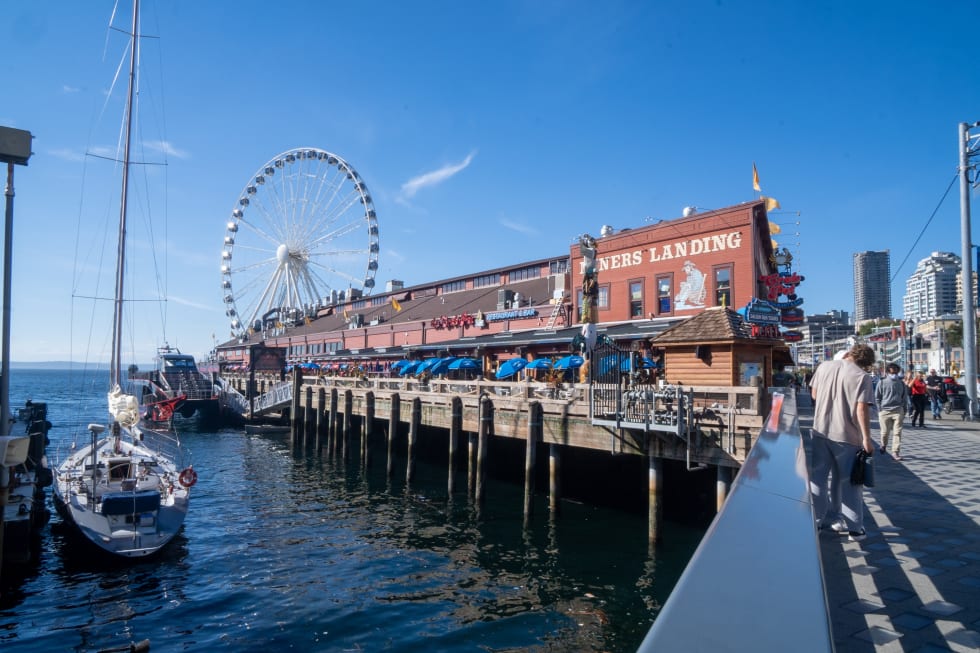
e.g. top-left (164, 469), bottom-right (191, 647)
top-left (221, 148), bottom-right (380, 339)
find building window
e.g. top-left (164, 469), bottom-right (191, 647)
top-left (473, 273), bottom-right (500, 288)
top-left (657, 275), bottom-right (672, 315)
top-left (441, 280), bottom-right (466, 293)
top-left (510, 265), bottom-right (541, 282)
top-left (576, 285), bottom-right (610, 319)
top-left (629, 279), bottom-right (644, 318)
top-left (714, 265), bottom-right (732, 307)
top-left (550, 259), bottom-right (569, 275)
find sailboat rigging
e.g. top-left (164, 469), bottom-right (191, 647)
top-left (54, 0), bottom-right (193, 558)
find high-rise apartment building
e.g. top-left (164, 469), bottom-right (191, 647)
top-left (902, 251), bottom-right (961, 321)
top-left (853, 250), bottom-right (892, 321)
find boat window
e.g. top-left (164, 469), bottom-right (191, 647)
top-left (108, 460), bottom-right (131, 480)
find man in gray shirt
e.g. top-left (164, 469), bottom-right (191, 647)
top-left (876, 363), bottom-right (909, 460)
top-left (809, 344), bottom-right (876, 541)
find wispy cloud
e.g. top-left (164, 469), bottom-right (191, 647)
top-left (144, 140), bottom-right (189, 159)
top-left (399, 151), bottom-right (476, 201)
top-left (499, 218), bottom-right (537, 236)
top-left (168, 295), bottom-right (218, 311)
top-left (50, 148), bottom-right (85, 162)
top-left (63, 85), bottom-right (80, 94)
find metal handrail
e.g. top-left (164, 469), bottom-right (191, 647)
top-left (635, 389), bottom-right (833, 653)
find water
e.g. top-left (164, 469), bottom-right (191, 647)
top-left (1, 369), bottom-right (706, 652)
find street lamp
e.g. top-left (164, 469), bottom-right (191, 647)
top-left (0, 126), bottom-right (34, 436)
top-left (906, 319), bottom-right (916, 373)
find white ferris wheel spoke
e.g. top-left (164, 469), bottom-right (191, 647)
top-left (221, 148), bottom-right (379, 340)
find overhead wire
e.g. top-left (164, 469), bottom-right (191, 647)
top-left (889, 172), bottom-right (961, 283)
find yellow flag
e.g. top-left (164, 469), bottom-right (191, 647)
top-left (765, 196), bottom-right (780, 212)
top-left (391, 297), bottom-right (402, 312)
top-left (768, 221), bottom-right (782, 235)
top-left (752, 163), bottom-right (761, 192)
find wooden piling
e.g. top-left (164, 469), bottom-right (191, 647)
top-left (448, 396), bottom-right (462, 495)
top-left (549, 443), bottom-right (561, 516)
top-left (289, 370), bottom-right (302, 445)
top-left (406, 397), bottom-right (420, 483)
top-left (329, 388), bottom-right (339, 456)
top-left (523, 401), bottom-right (541, 522)
top-left (467, 432), bottom-right (476, 497)
top-left (476, 396), bottom-right (491, 508)
top-left (387, 393), bottom-right (400, 477)
top-left (342, 390), bottom-right (353, 461)
top-left (363, 392), bottom-right (375, 467)
top-left (649, 439), bottom-right (663, 544)
top-left (315, 387), bottom-right (326, 450)
top-left (716, 465), bottom-right (732, 513)
top-left (303, 386), bottom-right (313, 448)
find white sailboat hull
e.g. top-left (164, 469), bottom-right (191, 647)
top-left (53, 428), bottom-right (189, 558)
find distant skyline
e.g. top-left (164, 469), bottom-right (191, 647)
top-left (2, 1), bottom-right (979, 362)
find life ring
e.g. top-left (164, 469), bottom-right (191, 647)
top-left (178, 467), bottom-right (198, 488)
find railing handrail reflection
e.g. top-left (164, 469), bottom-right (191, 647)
top-left (636, 388), bottom-right (833, 653)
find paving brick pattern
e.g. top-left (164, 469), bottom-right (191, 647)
top-left (800, 396), bottom-right (980, 652)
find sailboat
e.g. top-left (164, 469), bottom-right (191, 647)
top-left (53, 0), bottom-right (193, 558)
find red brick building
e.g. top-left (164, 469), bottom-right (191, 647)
top-left (569, 201), bottom-right (777, 323)
top-left (217, 200), bottom-right (790, 380)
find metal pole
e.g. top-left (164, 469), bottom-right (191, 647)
top-left (1, 162), bottom-right (14, 435)
top-left (959, 122), bottom-right (979, 416)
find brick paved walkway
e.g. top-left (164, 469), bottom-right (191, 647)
top-left (799, 395), bottom-right (980, 652)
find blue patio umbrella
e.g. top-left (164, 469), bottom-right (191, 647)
top-left (390, 359), bottom-right (412, 371)
top-left (525, 358), bottom-right (552, 370)
top-left (624, 356), bottom-right (657, 372)
top-left (399, 361), bottom-right (422, 376)
top-left (414, 358), bottom-right (438, 375)
top-left (553, 355), bottom-right (584, 370)
top-left (495, 358), bottom-right (528, 380)
top-left (428, 357), bottom-right (457, 376)
top-left (598, 354), bottom-right (624, 375)
top-left (448, 358), bottom-right (481, 370)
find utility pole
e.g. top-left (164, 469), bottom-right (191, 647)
top-left (959, 121), bottom-right (980, 417)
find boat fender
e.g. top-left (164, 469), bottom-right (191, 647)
top-left (178, 467), bottom-right (198, 488)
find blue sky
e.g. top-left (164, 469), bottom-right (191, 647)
top-left (2, 0), bottom-right (978, 363)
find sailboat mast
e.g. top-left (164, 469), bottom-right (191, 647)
top-left (110, 0), bottom-right (139, 390)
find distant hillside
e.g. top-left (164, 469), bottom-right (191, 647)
top-left (9, 361), bottom-right (159, 370)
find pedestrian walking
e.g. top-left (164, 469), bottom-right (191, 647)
top-left (910, 371), bottom-right (928, 427)
top-left (876, 363), bottom-right (909, 460)
top-left (809, 344), bottom-right (877, 541)
top-left (925, 368), bottom-right (944, 419)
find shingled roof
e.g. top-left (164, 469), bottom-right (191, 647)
top-left (651, 306), bottom-right (769, 344)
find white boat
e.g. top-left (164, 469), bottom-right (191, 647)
top-left (53, 0), bottom-right (193, 558)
